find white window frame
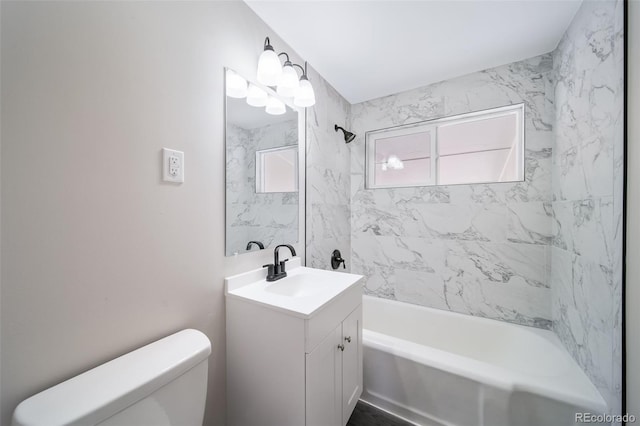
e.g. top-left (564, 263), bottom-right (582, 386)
top-left (255, 145), bottom-right (299, 193)
top-left (365, 103), bottom-right (525, 189)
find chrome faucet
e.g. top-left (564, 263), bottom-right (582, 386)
top-left (263, 244), bottom-right (297, 282)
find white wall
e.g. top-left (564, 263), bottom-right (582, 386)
top-left (0, 2), bottom-right (305, 425)
top-left (627, 0), bottom-right (640, 417)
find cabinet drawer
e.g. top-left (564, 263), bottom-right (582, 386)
top-left (305, 282), bottom-right (362, 353)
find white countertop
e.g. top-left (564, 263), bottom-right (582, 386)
top-left (225, 258), bottom-right (363, 318)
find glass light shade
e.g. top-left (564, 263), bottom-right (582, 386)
top-left (226, 69), bottom-right (247, 98)
top-left (257, 49), bottom-right (282, 86)
top-left (277, 64), bottom-right (300, 98)
top-left (265, 96), bottom-right (286, 115)
top-left (294, 78), bottom-right (316, 107)
top-left (246, 84), bottom-right (268, 107)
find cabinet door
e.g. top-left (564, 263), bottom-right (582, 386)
top-left (341, 306), bottom-right (362, 425)
top-left (306, 324), bottom-right (342, 426)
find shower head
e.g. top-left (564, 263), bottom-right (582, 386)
top-left (334, 124), bottom-right (356, 143)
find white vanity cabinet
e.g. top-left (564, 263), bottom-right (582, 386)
top-left (225, 261), bottom-right (363, 426)
top-left (306, 306), bottom-right (362, 426)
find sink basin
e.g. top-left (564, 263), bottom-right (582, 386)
top-left (225, 258), bottom-right (363, 318)
top-left (265, 274), bottom-right (326, 298)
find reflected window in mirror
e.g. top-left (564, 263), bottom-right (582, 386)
top-left (256, 146), bottom-right (299, 193)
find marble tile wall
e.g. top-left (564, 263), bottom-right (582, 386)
top-left (349, 54), bottom-right (555, 328)
top-left (303, 3), bottom-right (622, 413)
top-left (305, 66), bottom-right (352, 271)
top-left (551, 0), bottom-right (624, 415)
top-left (226, 119), bottom-right (299, 255)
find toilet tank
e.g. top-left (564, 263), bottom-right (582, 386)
top-left (12, 329), bottom-right (211, 426)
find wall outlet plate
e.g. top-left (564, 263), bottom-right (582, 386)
top-left (162, 148), bottom-right (184, 183)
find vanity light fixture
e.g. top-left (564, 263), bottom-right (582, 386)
top-left (277, 53), bottom-right (300, 98)
top-left (265, 96), bottom-right (286, 115)
top-left (293, 65), bottom-right (316, 108)
top-left (334, 124), bottom-right (356, 143)
top-left (256, 37), bottom-right (282, 86)
top-left (226, 69), bottom-right (248, 99)
top-left (256, 37), bottom-right (316, 107)
top-left (246, 84), bottom-right (268, 107)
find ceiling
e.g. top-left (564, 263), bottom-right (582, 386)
top-left (245, 0), bottom-right (582, 104)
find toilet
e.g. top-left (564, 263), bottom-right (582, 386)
top-left (12, 329), bottom-right (211, 426)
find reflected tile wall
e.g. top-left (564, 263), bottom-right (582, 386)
top-left (551, 0), bottom-right (623, 415)
top-left (305, 66), bottom-right (352, 270)
top-left (226, 120), bottom-right (298, 255)
top-left (349, 54), bottom-right (555, 328)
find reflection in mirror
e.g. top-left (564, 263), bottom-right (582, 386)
top-left (256, 146), bottom-right (298, 193)
top-left (225, 69), bottom-right (299, 256)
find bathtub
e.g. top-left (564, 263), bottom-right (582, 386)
top-left (361, 296), bottom-right (607, 426)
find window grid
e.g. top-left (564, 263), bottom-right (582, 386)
top-left (365, 103), bottom-right (524, 189)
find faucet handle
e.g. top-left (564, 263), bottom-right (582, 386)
top-left (262, 264), bottom-right (275, 278)
top-left (331, 250), bottom-right (346, 270)
top-left (279, 259), bottom-right (289, 273)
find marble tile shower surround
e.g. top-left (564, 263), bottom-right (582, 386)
top-left (305, 65), bottom-right (352, 271)
top-left (349, 53), bottom-right (555, 329)
top-left (301, 2), bottom-right (622, 413)
top-left (550, 0), bottom-right (623, 415)
top-left (226, 119), bottom-right (298, 255)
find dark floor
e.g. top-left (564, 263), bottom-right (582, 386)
top-left (347, 401), bottom-right (414, 426)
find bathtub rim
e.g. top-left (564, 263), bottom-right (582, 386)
top-left (362, 295), bottom-right (608, 414)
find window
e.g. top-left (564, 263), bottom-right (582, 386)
top-left (365, 104), bottom-right (524, 189)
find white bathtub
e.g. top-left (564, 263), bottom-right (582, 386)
top-left (361, 296), bottom-right (607, 426)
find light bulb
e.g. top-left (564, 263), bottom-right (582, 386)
top-left (277, 62), bottom-right (300, 98)
top-left (246, 84), bottom-right (268, 107)
top-left (387, 155), bottom-right (404, 170)
top-left (294, 77), bottom-right (316, 107)
top-left (226, 69), bottom-right (247, 99)
top-left (265, 96), bottom-right (286, 115)
top-left (257, 48), bottom-right (282, 86)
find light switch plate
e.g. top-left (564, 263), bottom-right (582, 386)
top-left (162, 148), bottom-right (184, 183)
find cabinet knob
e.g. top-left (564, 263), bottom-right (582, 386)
top-left (344, 336), bottom-right (351, 343)
top-left (337, 344), bottom-right (345, 351)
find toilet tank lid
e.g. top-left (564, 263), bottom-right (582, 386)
top-left (12, 329), bottom-right (211, 426)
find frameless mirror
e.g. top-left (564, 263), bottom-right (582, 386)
top-left (225, 68), bottom-right (300, 256)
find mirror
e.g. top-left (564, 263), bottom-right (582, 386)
top-left (225, 68), bottom-right (301, 256)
